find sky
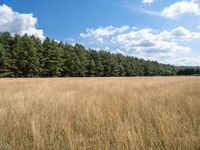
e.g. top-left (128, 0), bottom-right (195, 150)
top-left (0, 0), bottom-right (200, 66)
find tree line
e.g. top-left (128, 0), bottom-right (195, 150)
top-left (177, 67), bottom-right (200, 76)
top-left (0, 32), bottom-right (199, 77)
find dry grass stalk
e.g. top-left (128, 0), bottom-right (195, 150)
top-left (0, 77), bottom-right (199, 150)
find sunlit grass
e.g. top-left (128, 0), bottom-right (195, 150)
top-left (0, 77), bottom-right (199, 150)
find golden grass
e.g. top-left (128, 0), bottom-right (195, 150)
top-left (0, 77), bottom-right (200, 150)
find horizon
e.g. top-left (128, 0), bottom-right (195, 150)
top-left (0, 0), bottom-right (200, 66)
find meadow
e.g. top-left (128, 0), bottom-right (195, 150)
top-left (0, 77), bottom-right (199, 150)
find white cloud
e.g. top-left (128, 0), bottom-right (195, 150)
top-left (0, 4), bottom-right (45, 40)
top-left (112, 49), bottom-right (126, 55)
top-left (160, 26), bottom-right (200, 40)
top-left (80, 25), bottom-right (129, 43)
top-left (142, 0), bottom-right (154, 4)
top-left (79, 25), bottom-right (200, 65)
top-left (162, 0), bottom-right (200, 18)
top-left (175, 56), bottom-right (200, 66)
top-left (112, 28), bottom-right (191, 54)
top-left (171, 26), bottom-right (200, 39)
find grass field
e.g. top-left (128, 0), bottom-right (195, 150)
top-left (0, 77), bottom-right (199, 150)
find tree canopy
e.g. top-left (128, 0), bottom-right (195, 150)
top-left (0, 32), bottom-right (199, 77)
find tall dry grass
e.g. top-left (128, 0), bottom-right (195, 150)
top-left (0, 77), bottom-right (199, 150)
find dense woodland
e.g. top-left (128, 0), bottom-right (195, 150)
top-left (0, 32), bottom-right (199, 77)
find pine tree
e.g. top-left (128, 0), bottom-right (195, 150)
top-left (87, 59), bottom-right (96, 77)
top-left (0, 44), bottom-right (12, 77)
top-left (0, 32), bottom-right (194, 77)
top-left (0, 32), bottom-right (13, 76)
top-left (42, 39), bottom-right (63, 77)
top-left (74, 44), bottom-right (88, 77)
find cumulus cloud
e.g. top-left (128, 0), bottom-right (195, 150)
top-left (171, 26), bottom-right (200, 39)
top-left (175, 56), bottom-right (200, 66)
top-left (0, 4), bottom-right (45, 40)
top-left (79, 25), bottom-right (200, 65)
top-left (161, 0), bottom-right (200, 18)
top-left (113, 49), bottom-right (126, 55)
top-left (111, 28), bottom-right (191, 54)
top-left (160, 26), bottom-right (200, 40)
top-left (80, 25), bottom-right (129, 43)
top-left (142, 0), bottom-right (154, 4)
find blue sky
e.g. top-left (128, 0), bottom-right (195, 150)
top-left (1, 0), bottom-right (200, 66)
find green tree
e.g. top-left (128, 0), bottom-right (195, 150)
top-left (42, 38), bottom-right (63, 77)
top-left (74, 44), bottom-right (88, 77)
top-left (0, 32), bottom-right (13, 77)
top-left (0, 44), bottom-right (12, 77)
top-left (0, 32), bottom-right (196, 77)
top-left (87, 59), bottom-right (96, 77)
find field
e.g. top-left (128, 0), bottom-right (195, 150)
top-left (0, 77), bottom-right (200, 150)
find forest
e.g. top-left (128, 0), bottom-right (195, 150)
top-left (0, 32), bottom-right (199, 77)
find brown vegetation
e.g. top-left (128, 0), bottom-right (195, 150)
top-left (0, 77), bottom-right (199, 150)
